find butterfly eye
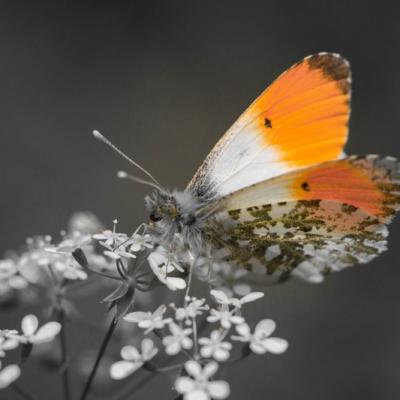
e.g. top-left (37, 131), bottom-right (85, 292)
top-left (149, 213), bottom-right (162, 222)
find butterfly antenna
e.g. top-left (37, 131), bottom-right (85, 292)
top-left (117, 170), bottom-right (161, 190)
top-left (93, 130), bottom-right (163, 189)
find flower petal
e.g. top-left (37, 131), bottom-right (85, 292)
top-left (254, 319), bottom-right (276, 338)
top-left (239, 292), bottom-right (264, 304)
top-left (110, 361), bottom-right (141, 379)
top-left (235, 323), bottom-right (251, 338)
top-left (21, 314), bottom-right (39, 336)
top-left (249, 341), bottom-right (267, 354)
top-left (200, 345), bottom-right (213, 359)
top-left (123, 312), bottom-right (149, 323)
top-left (166, 277), bottom-right (186, 290)
top-left (175, 376), bottom-right (195, 393)
top-left (186, 389), bottom-right (209, 400)
top-left (0, 364), bottom-right (21, 389)
top-left (141, 338), bottom-right (158, 360)
top-left (261, 338), bottom-right (289, 354)
top-left (210, 290), bottom-right (229, 304)
top-left (208, 380), bottom-right (230, 399)
top-left (165, 341), bottom-right (180, 356)
top-left (33, 322), bottom-right (61, 343)
top-left (185, 360), bottom-right (202, 378)
top-left (230, 315), bottom-right (245, 325)
top-left (213, 348), bottom-right (230, 361)
top-left (203, 361), bottom-right (218, 378)
top-left (2, 339), bottom-right (18, 351)
top-left (153, 304), bottom-right (167, 317)
top-left (120, 345), bottom-right (140, 361)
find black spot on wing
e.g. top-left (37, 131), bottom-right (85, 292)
top-left (264, 117), bottom-right (272, 128)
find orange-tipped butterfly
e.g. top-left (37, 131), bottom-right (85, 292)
top-left (96, 53), bottom-right (400, 284)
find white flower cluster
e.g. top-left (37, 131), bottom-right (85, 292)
top-left (93, 220), bottom-right (153, 261)
top-left (110, 290), bottom-right (288, 400)
top-left (0, 214), bottom-right (291, 399)
top-left (0, 213), bottom-right (111, 299)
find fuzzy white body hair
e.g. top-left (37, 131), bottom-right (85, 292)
top-left (145, 189), bottom-right (214, 255)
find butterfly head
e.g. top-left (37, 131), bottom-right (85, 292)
top-left (145, 189), bottom-right (201, 225)
top-left (145, 189), bottom-right (178, 223)
top-left (145, 188), bottom-right (210, 253)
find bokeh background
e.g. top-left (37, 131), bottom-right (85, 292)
top-left (1, 1), bottom-right (400, 399)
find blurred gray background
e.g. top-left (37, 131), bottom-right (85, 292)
top-left (1, 1), bottom-right (400, 399)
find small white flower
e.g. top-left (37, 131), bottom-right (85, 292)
top-left (52, 257), bottom-right (88, 281)
top-left (207, 306), bottom-right (244, 329)
top-left (175, 360), bottom-right (230, 400)
top-left (11, 315), bottom-right (61, 345)
top-left (0, 260), bottom-right (18, 280)
top-left (0, 335), bottom-right (18, 357)
top-left (162, 322), bottom-right (193, 355)
top-left (129, 234), bottom-right (153, 252)
top-left (231, 319), bottom-right (288, 355)
top-left (8, 275), bottom-right (28, 289)
top-left (148, 247), bottom-right (186, 291)
top-left (0, 363), bottom-right (21, 389)
top-left (124, 305), bottom-right (172, 334)
top-left (198, 330), bottom-right (232, 361)
top-left (45, 231), bottom-right (92, 274)
top-left (102, 243), bottom-right (137, 261)
top-left (93, 229), bottom-right (128, 248)
top-left (175, 298), bottom-right (209, 323)
top-left (110, 338), bottom-right (158, 380)
top-left (51, 231), bottom-right (92, 254)
top-left (211, 290), bottom-right (264, 309)
top-left (0, 259), bottom-right (28, 291)
top-left (149, 246), bottom-right (184, 272)
top-left (21, 235), bottom-right (88, 283)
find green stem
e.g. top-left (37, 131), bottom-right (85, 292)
top-left (79, 316), bottom-right (118, 400)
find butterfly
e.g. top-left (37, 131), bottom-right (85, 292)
top-left (98, 53), bottom-right (400, 284)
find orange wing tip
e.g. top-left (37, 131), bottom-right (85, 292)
top-left (305, 53), bottom-right (351, 94)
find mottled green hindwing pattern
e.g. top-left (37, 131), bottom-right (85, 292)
top-left (204, 155), bottom-right (400, 283)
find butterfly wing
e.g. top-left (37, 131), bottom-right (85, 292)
top-left (188, 53), bottom-right (351, 198)
top-left (205, 155), bottom-right (400, 283)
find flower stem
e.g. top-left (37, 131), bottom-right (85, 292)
top-left (58, 309), bottom-right (71, 400)
top-left (143, 361), bottom-right (185, 372)
top-left (184, 256), bottom-right (195, 300)
top-left (79, 316), bottom-right (118, 400)
top-left (11, 384), bottom-right (37, 400)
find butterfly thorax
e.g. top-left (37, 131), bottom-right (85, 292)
top-left (145, 189), bottom-right (212, 255)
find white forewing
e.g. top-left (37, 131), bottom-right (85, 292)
top-left (187, 53), bottom-right (351, 199)
top-left (196, 128), bottom-right (286, 197)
